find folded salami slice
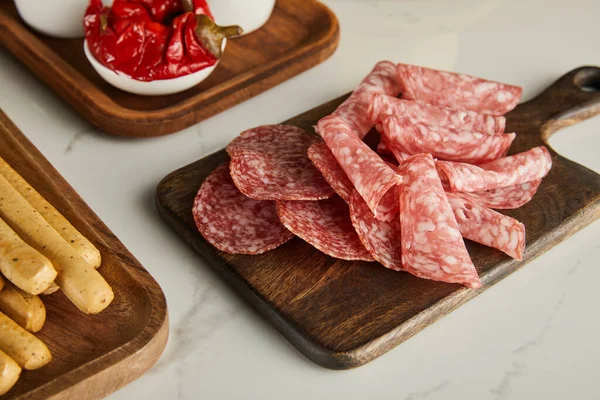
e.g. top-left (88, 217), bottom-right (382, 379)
top-left (399, 153), bottom-right (481, 288)
top-left (396, 64), bottom-right (522, 116)
top-left (455, 180), bottom-right (542, 210)
top-left (317, 115), bottom-right (401, 221)
top-left (436, 146), bottom-right (552, 192)
top-left (377, 136), bottom-right (392, 155)
top-left (369, 94), bottom-right (506, 134)
top-left (381, 116), bottom-right (515, 164)
top-left (227, 125), bottom-right (335, 200)
top-left (308, 142), bottom-right (354, 203)
top-left (447, 193), bottom-right (525, 260)
top-left (193, 163), bottom-right (294, 255)
top-left (333, 61), bottom-right (400, 139)
top-left (375, 125), bottom-right (409, 164)
top-left (276, 196), bottom-right (374, 261)
top-left (390, 149), bottom-right (411, 164)
top-left (349, 191), bottom-right (402, 271)
top-left (377, 135), bottom-right (411, 165)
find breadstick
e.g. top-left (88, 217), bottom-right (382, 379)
top-left (0, 175), bottom-right (113, 314)
top-left (0, 312), bottom-right (50, 370)
top-left (0, 157), bottom-right (101, 268)
top-left (0, 282), bottom-right (46, 332)
top-left (0, 217), bottom-right (56, 295)
top-left (0, 348), bottom-right (21, 395)
top-left (41, 282), bottom-right (60, 296)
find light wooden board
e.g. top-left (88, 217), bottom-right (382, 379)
top-left (0, 0), bottom-right (339, 137)
top-left (0, 109), bottom-right (169, 399)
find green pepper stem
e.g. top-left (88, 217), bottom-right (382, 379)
top-left (194, 14), bottom-right (243, 59)
top-left (100, 13), bottom-right (108, 32)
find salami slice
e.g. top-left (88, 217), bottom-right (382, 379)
top-left (333, 61), bottom-right (400, 139)
top-left (193, 163), bottom-right (294, 255)
top-left (396, 64), bottom-right (522, 116)
top-left (227, 125), bottom-right (312, 157)
top-left (455, 179), bottom-right (542, 210)
top-left (377, 136), bottom-right (392, 155)
top-left (227, 125), bottom-right (335, 200)
top-left (436, 146), bottom-right (552, 192)
top-left (316, 115), bottom-right (401, 221)
top-left (376, 126), bottom-right (410, 164)
top-left (369, 94), bottom-right (506, 134)
top-left (349, 191), bottom-right (402, 271)
top-left (307, 142), bottom-right (354, 203)
top-left (447, 193), bottom-right (525, 260)
top-left (399, 153), bottom-right (481, 288)
top-left (390, 148), bottom-right (411, 164)
top-left (276, 196), bottom-right (374, 261)
top-left (378, 135), bottom-right (411, 164)
top-left (381, 115), bottom-right (515, 164)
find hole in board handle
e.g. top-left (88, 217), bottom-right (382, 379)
top-left (574, 68), bottom-right (600, 92)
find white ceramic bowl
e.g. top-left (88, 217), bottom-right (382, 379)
top-left (15, 0), bottom-right (90, 39)
top-left (207, 0), bottom-right (275, 35)
top-left (84, 41), bottom-right (220, 96)
top-left (15, 0), bottom-right (273, 39)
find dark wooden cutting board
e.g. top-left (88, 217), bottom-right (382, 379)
top-left (156, 67), bottom-right (600, 370)
top-left (0, 0), bottom-right (339, 137)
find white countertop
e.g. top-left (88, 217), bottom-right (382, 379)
top-left (1, 0), bottom-right (600, 399)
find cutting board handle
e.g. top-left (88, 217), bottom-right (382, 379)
top-left (522, 66), bottom-right (600, 141)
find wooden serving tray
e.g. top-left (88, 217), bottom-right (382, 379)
top-left (0, 0), bottom-right (339, 137)
top-left (156, 67), bottom-right (600, 370)
top-left (0, 110), bottom-right (168, 398)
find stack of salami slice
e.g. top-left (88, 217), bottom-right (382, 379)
top-left (193, 62), bottom-right (553, 289)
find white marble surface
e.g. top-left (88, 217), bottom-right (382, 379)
top-left (1, 0), bottom-right (600, 399)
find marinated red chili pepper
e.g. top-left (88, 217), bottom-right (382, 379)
top-left (84, 0), bottom-right (240, 81)
top-left (193, 0), bottom-right (214, 20)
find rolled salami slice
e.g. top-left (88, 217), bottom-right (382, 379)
top-left (276, 196), bottom-right (374, 261)
top-left (396, 64), bottom-right (522, 116)
top-left (436, 146), bottom-right (552, 192)
top-left (333, 61), bottom-right (400, 139)
top-left (376, 126), bottom-right (410, 165)
top-left (377, 136), bottom-right (392, 155)
top-left (349, 191), bottom-right (402, 271)
top-left (378, 135), bottom-right (411, 164)
top-left (308, 142), bottom-right (354, 203)
top-left (227, 125), bottom-right (334, 200)
top-left (369, 94), bottom-right (506, 134)
top-left (447, 193), bottom-right (526, 260)
top-left (381, 116), bottom-right (515, 164)
top-left (193, 163), bottom-right (294, 255)
top-left (317, 115), bottom-right (401, 221)
top-left (399, 153), bottom-right (481, 288)
top-left (455, 180), bottom-right (542, 210)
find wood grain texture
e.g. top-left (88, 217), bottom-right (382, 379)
top-left (0, 0), bottom-right (339, 137)
top-left (156, 67), bottom-right (600, 369)
top-left (0, 110), bottom-right (169, 399)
